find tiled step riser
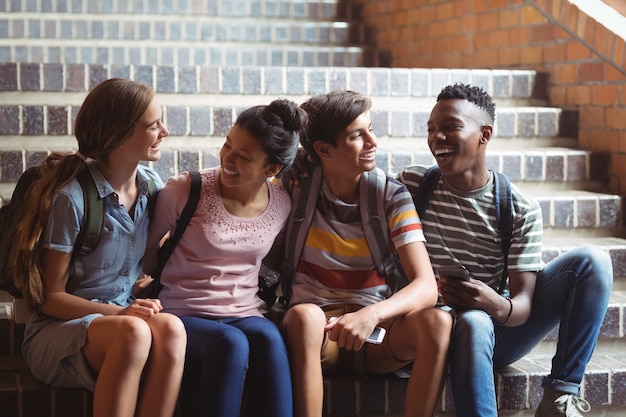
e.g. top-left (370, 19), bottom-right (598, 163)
top-left (0, 64), bottom-right (544, 100)
top-left (536, 195), bottom-right (621, 230)
top-left (0, 102), bottom-right (571, 140)
top-left (0, 367), bottom-right (94, 417)
top-left (1, 18), bottom-right (366, 45)
top-left (541, 245), bottom-right (626, 293)
top-left (1, 328), bottom-right (625, 417)
top-left (0, 147), bottom-right (611, 185)
top-left (0, 44), bottom-right (382, 67)
top-left (0, 148), bottom-right (619, 231)
top-left (0, 0), bottom-right (350, 19)
top-left (1, 351), bottom-right (624, 417)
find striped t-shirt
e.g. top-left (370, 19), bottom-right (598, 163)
top-left (289, 175), bottom-right (425, 307)
top-left (398, 165), bottom-right (543, 290)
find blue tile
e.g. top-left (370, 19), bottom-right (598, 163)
top-left (157, 66), bottom-right (175, 93)
top-left (0, 19), bottom-right (10, 38)
top-left (190, 107), bottom-right (211, 136)
top-left (91, 21), bottom-right (103, 39)
top-left (110, 64), bottom-right (130, 80)
top-left (27, 19), bottom-right (40, 38)
top-left (178, 66), bottom-right (197, 93)
top-left (20, 63), bottom-right (40, 91)
top-left (43, 63), bottom-right (63, 91)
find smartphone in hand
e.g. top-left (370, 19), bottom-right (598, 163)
top-left (328, 317), bottom-right (386, 344)
top-left (438, 265), bottom-right (471, 281)
top-left (366, 327), bottom-right (386, 344)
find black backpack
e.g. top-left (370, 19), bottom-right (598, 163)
top-left (0, 165), bottom-right (157, 298)
top-left (412, 165), bottom-right (513, 294)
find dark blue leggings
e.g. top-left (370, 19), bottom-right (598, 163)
top-left (180, 315), bottom-right (293, 417)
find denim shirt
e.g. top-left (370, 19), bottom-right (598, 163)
top-left (43, 163), bottom-right (162, 307)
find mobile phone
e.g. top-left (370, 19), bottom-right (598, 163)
top-left (438, 265), bottom-right (471, 281)
top-left (366, 327), bottom-right (386, 344)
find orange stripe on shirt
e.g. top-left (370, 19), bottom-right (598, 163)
top-left (390, 222), bottom-right (422, 240)
top-left (297, 260), bottom-right (386, 290)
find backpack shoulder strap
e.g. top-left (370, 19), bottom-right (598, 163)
top-left (281, 166), bottom-right (323, 303)
top-left (75, 167), bottom-right (104, 257)
top-left (493, 171), bottom-right (513, 294)
top-left (153, 170), bottom-right (202, 283)
top-left (413, 165), bottom-right (441, 219)
top-left (360, 168), bottom-right (397, 290)
top-left (146, 174), bottom-right (158, 222)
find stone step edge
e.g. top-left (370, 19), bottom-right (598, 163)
top-left (1, 352), bottom-right (624, 413)
top-left (0, 145), bottom-right (610, 190)
top-left (0, 104), bottom-right (568, 140)
top-left (1, 0), bottom-right (348, 17)
top-left (0, 63), bottom-right (544, 99)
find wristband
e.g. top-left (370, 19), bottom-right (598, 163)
top-left (494, 297), bottom-right (513, 325)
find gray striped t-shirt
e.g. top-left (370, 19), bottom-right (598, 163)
top-left (398, 165), bottom-right (543, 291)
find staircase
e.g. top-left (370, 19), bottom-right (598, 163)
top-left (1, 1), bottom-right (625, 416)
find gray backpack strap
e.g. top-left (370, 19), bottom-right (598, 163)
top-left (360, 168), bottom-right (406, 292)
top-left (493, 171), bottom-right (513, 294)
top-left (360, 168), bottom-right (392, 277)
top-left (281, 166), bottom-right (323, 303)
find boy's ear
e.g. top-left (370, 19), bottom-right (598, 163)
top-left (313, 141), bottom-right (331, 159)
top-left (480, 125), bottom-right (493, 143)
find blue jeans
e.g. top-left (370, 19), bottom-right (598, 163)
top-left (449, 245), bottom-right (613, 417)
top-left (180, 315), bottom-right (293, 417)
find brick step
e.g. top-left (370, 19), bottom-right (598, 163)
top-left (1, 288), bottom-right (624, 416)
top-left (375, 144), bottom-right (608, 183)
top-left (0, 42), bottom-right (385, 67)
top-left (0, 64), bottom-right (545, 99)
top-left (1, 0), bottom-right (352, 20)
top-left (0, 148), bottom-right (617, 235)
top-left (1, 352), bottom-right (624, 417)
top-left (5, 160), bottom-right (614, 233)
top-left (0, 145), bottom-right (607, 183)
top-left (0, 101), bottom-right (568, 138)
top-left (532, 189), bottom-right (622, 230)
top-left (542, 237), bottom-right (626, 289)
top-left (1, 16), bottom-right (367, 45)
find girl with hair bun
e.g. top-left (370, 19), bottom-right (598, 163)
top-left (144, 98), bottom-right (307, 417)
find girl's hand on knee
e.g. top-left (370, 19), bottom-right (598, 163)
top-left (119, 298), bottom-right (163, 319)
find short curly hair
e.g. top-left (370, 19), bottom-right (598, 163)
top-left (437, 83), bottom-right (496, 123)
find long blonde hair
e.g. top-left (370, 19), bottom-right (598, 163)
top-left (11, 78), bottom-right (154, 310)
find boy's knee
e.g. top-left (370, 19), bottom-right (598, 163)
top-left (454, 309), bottom-right (493, 335)
top-left (412, 307), bottom-right (453, 335)
top-left (282, 303), bottom-right (325, 333)
top-left (570, 245), bottom-right (613, 289)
